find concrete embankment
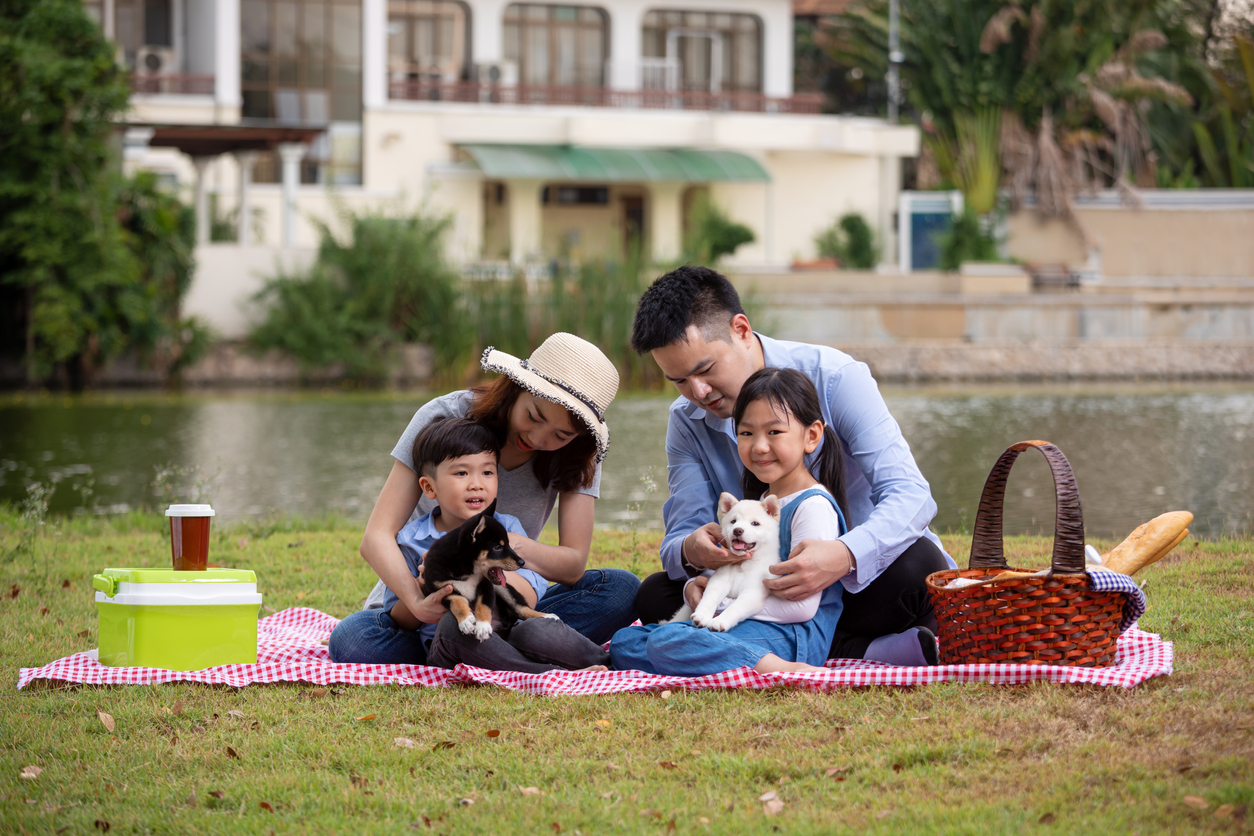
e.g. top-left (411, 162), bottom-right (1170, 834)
top-left (733, 270), bottom-right (1254, 382)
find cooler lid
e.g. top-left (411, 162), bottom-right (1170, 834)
top-left (93, 568), bottom-right (256, 598)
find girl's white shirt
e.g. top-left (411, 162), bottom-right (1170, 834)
top-left (687, 486), bottom-right (842, 624)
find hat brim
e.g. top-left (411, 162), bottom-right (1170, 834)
top-left (481, 348), bottom-right (610, 462)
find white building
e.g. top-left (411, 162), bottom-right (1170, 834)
top-left (90, 0), bottom-right (918, 334)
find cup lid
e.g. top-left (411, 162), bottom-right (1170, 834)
top-left (165, 504), bottom-right (216, 517)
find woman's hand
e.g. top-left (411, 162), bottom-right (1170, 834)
top-left (762, 539), bottom-right (854, 600)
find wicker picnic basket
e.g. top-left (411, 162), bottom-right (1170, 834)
top-left (925, 440), bottom-right (1125, 667)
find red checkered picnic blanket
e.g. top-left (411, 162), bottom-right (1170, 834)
top-left (17, 607), bottom-right (1173, 695)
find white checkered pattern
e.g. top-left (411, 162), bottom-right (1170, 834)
top-left (17, 607), bottom-right (1173, 695)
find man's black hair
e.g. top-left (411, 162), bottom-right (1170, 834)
top-left (630, 265), bottom-right (746, 354)
top-left (412, 416), bottom-right (501, 480)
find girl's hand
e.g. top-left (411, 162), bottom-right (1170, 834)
top-left (763, 539), bottom-right (853, 600)
top-left (683, 576), bottom-right (709, 610)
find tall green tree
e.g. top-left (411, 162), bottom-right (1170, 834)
top-left (1, 0), bottom-right (206, 387)
top-left (828, 0), bottom-right (1196, 216)
top-left (0, 0), bottom-right (134, 386)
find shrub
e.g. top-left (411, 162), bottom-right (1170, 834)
top-left (814, 212), bottom-right (878, 269)
top-left (685, 192), bottom-right (755, 263)
top-left (937, 210), bottom-right (1000, 271)
top-left (249, 207), bottom-right (469, 380)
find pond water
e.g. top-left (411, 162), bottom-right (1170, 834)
top-left (2, 383), bottom-right (1252, 541)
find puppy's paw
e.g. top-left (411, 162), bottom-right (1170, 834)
top-left (473, 620), bottom-right (494, 641)
top-left (706, 616), bottom-right (733, 632)
top-left (457, 615), bottom-right (477, 636)
top-left (691, 613), bottom-right (711, 629)
top-left (541, 612), bottom-right (560, 620)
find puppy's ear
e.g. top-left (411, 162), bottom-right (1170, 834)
top-left (472, 513), bottom-right (487, 538)
top-left (761, 495), bottom-right (781, 520)
top-left (718, 492), bottom-right (738, 520)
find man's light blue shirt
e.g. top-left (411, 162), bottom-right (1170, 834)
top-left (658, 333), bottom-right (955, 593)
top-left (382, 508), bottom-right (546, 646)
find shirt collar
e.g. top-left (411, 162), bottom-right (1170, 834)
top-left (406, 508), bottom-right (444, 542)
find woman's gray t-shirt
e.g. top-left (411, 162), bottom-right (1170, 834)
top-left (362, 390), bottom-right (602, 609)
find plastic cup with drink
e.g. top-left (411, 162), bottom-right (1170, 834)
top-left (165, 504), bottom-right (215, 571)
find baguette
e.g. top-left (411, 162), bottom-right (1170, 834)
top-left (1102, 511), bottom-right (1193, 575)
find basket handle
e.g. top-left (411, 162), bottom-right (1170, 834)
top-left (968, 440), bottom-right (1086, 574)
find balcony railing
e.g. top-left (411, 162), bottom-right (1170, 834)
top-left (389, 80), bottom-right (823, 114)
top-left (130, 74), bottom-right (216, 96)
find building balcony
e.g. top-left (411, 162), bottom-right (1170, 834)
top-left (130, 74), bottom-right (216, 96)
top-left (388, 80), bottom-right (823, 114)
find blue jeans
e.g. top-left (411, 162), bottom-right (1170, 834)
top-left (327, 608), bottom-right (429, 665)
top-left (609, 619), bottom-right (806, 677)
top-left (534, 568), bottom-right (640, 645)
top-left (328, 568), bottom-right (640, 665)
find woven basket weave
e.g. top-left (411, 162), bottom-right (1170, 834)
top-left (925, 440), bottom-right (1125, 667)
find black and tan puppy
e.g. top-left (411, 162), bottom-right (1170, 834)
top-left (419, 499), bottom-right (558, 641)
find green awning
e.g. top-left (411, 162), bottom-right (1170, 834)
top-left (460, 144), bottom-right (770, 183)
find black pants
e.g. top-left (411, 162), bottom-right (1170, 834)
top-left (632, 536), bottom-right (951, 660)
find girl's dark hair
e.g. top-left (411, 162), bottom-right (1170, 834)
top-left (412, 416), bottom-right (501, 479)
top-left (731, 367), bottom-right (847, 512)
top-left (467, 376), bottom-right (598, 494)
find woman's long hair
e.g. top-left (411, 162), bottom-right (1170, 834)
top-left (467, 376), bottom-right (598, 493)
top-left (732, 367), bottom-right (847, 512)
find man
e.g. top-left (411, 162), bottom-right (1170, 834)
top-left (631, 265), bottom-right (956, 666)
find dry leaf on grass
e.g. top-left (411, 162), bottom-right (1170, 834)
top-left (62, 579), bottom-right (72, 589)
top-left (550, 823), bottom-right (563, 833)
top-left (594, 719), bottom-right (610, 728)
top-left (208, 790), bottom-right (225, 799)
top-left (78, 629), bottom-right (90, 638)
top-left (519, 787), bottom-right (542, 797)
top-left (1039, 812), bottom-right (1056, 824)
top-left (605, 761), bottom-right (621, 771)
top-left (758, 791), bottom-right (778, 802)
top-left (1184, 795), bottom-right (1209, 810)
top-left (172, 700), bottom-right (184, 715)
top-left (226, 746), bottom-right (240, 759)
top-left (891, 763), bottom-right (903, 772)
top-left (658, 761), bottom-right (678, 769)
top-left (93, 820), bottom-right (110, 832)
top-left (640, 809), bottom-right (662, 820)
top-left (98, 711), bottom-right (115, 732)
top-left (486, 729), bottom-right (500, 738)
top-left (824, 766), bottom-right (849, 777)
top-left (1215, 804), bottom-right (1235, 819)
top-left (259, 801), bottom-right (274, 813)
top-left (458, 797), bottom-right (475, 806)
top-left (699, 817), bottom-right (710, 825)
top-left (20, 765), bottom-right (42, 780)
top-left (433, 741), bottom-right (455, 751)
top-left (356, 714), bottom-right (377, 722)
top-left (186, 790), bottom-right (197, 807)
top-left (763, 799), bottom-right (784, 817)
top-left (394, 738), bottom-right (417, 749)
top-left (660, 690), bottom-right (671, 700)
top-left (228, 710), bottom-right (245, 719)
top-left (308, 687), bottom-right (328, 698)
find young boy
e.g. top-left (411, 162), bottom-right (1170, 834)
top-left (380, 416), bottom-right (609, 673)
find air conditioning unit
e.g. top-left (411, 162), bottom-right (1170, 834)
top-left (475, 60), bottom-right (518, 87)
top-left (136, 46), bottom-right (179, 76)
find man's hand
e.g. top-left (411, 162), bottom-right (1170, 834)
top-left (763, 539), bottom-right (854, 601)
top-left (683, 576), bottom-right (709, 610)
top-left (684, 523), bottom-right (746, 570)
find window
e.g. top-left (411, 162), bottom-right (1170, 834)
top-left (240, 0), bottom-right (362, 124)
top-left (111, 0), bottom-right (173, 67)
top-left (503, 4), bottom-right (607, 88)
top-left (542, 185), bottom-right (608, 205)
top-left (387, 0), bottom-right (468, 82)
top-left (241, 0), bottom-right (362, 184)
top-left (642, 10), bottom-right (761, 93)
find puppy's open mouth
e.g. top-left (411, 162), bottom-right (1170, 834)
top-left (729, 539), bottom-right (756, 554)
top-left (488, 567), bottom-right (506, 585)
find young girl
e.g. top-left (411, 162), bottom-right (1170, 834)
top-left (609, 367), bottom-right (848, 676)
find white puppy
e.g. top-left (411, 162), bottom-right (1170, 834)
top-left (668, 492), bottom-right (782, 632)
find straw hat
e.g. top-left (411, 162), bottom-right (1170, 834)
top-left (481, 333), bottom-right (619, 462)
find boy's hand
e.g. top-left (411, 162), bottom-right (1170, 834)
top-left (403, 583), bottom-right (453, 626)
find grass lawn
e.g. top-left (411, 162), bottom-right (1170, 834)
top-left (2, 510), bottom-right (1252, 834)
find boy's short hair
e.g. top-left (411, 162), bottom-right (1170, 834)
top-left (412, 416), bottom-right (501, 480)
top-left (630, 265), bottom-right (747, 354)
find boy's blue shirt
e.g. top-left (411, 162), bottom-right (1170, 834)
top-left (382, 508), bottom-right (547, 647)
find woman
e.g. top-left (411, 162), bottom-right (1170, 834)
top-left (329, 333), bottom-right (639, 665)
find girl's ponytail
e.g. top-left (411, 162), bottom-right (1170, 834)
top-left (814, 424), bottom-right (847, 513)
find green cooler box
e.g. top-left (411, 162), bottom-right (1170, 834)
top-left (93, 568), bottom-right (263, 670)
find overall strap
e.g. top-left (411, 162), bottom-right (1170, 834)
top-left (776, 488), bottom-right (848, 560)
